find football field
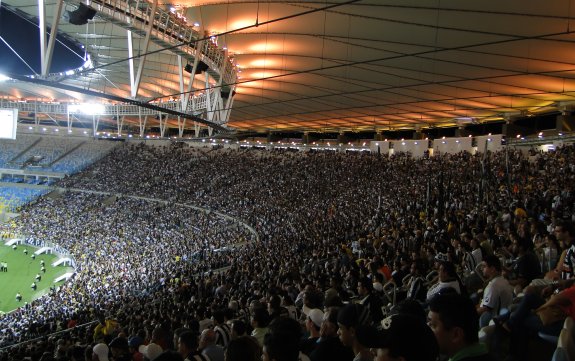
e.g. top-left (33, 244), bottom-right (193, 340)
top-left (0, 243), bottom-right (75, 313)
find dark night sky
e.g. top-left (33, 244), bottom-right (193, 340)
top-left (0, 4), bottom-right (86, 76)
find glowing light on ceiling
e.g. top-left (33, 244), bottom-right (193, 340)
top-left (250, 71), bottom-right (281, 79)
top-left (250, 59), bottom-right (275, 67)
top-left (68, 103), bottom-right (105, 115)
top-left (249, 42), bottom-right (279, 53)
top-left (230, 19), bottom-right (255, 31)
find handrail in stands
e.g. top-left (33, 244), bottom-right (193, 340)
top-left (0, 320), bottom-right (98, 351)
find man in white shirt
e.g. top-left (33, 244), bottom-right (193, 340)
top-left (426, 261), bottom-right (462, 302)
top-left (477, 255), bottom-right (513, 328)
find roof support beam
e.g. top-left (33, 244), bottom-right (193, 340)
top-left (177, 56), bottom-right (187, 137)
top-left (40, 0), bottom-right (64, 76)
top-left (159, 113), bottom-right (168, 138)
top-left (38, 0), bottom-right (47, 76)
top-left (131, 0), bottom-right (158, 98)
top-left (127, 30), bottom-right (136, 98)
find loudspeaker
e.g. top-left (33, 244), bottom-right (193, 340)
top-left (184, 61), bottom-right (209, 75)
top-left (196, 61), bottom-right (209, 74)
top-left (221, 90), bottom-right (236, 99)
top-left (68, 3), bottom-right (97, 25)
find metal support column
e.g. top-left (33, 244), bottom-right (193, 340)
top-left (127, 30), bottom-right (136, 97)
top-left (41, 0), bottom-right (64, 76)
top-left (131, 0), bottom-right (158, 98)
top-left (139, 115), bottom-right (148, 137)
top-left (38, 0), bottom-right (47, 76)
top-left (177, 55), bottom-right (187, 138)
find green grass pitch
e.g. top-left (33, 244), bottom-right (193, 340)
top-left (0, 243), bottom-right (75, 313)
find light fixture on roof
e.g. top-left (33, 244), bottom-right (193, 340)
top-left (69, 103), bottom-right (105, 115)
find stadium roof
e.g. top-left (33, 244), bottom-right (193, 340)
top-left (1, 0), bottom-right (575, 136)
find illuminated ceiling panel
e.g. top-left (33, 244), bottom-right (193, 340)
top-left (3, 0), bottom-right (575, 134)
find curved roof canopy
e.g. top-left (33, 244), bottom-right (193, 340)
top-left (1, 0), bottom-right (575, 134)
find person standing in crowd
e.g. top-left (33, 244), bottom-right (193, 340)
top-left (178, 331), bottom-right (206, 361)
top-left (300, 308), bottom-right (323, 356)
top-left (369, 314), bottom-right (439, 361)
top-left (427, 260), bottom-right (463, 302)
top-left (109, 337), bottom-right (131, 361)
top-left (310, 307), bottom-right (354, 361)
top-left (428, 293), bottom-right (495, 361)
top-left (212, 310), bottom-right (231, 348)
top-left (250, 308), bottom-right (270, 347)
top-left (477, 255), bottom-right (513, 328)
top-left (337, 304), bottom-right (373, 361)
top-left (198, 329), bottom-right (224, 361)
top-left (356, 277), bottom-right (384, 324)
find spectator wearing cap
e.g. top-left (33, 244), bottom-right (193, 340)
top-left (428, 293), bottom-right (495, 361)
top-left (356, 277), bottom-right (384, 324)
top-left (477, 255), bottom-right (513, 328)
top-left (368, 314), bottom-right (439, 361)
top-left (310, 307), bottom-right (353, 361)
top-left (336, 304), bottom-right (372, 361)
top-left (139, 343), bottom-right (163, 361)
top-left (93, 343), bottom-right (110, 361)
top-left (300, 308), bottom-right (323, 356)
top-left (109, 337), bottom-right (131, 361)
top-left (128, 336), bottom-right (144, 361)
top-left (426, 261), bottom-right (463, 302)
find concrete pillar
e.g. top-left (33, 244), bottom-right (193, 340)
top-left (337, 131), bottom-right (346, 144)
top-left (302, 131), bottom-right (310, 144)
top-left (413, 125), bottom-right (423, 140)
top-left (556, 113), bottom-right (575, 132)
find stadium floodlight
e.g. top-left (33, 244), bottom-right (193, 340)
top-left (68, 103), bottom-right (105, 115)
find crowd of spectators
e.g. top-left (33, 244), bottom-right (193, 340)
top-left (0, 141), bottom-right (575, 361)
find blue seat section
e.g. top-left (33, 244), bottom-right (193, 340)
top-left (0, 186), bottom-right (49, 212)
top-left (0, 135), bottom-right (39, 169)
top-left (51, 140), bottom-right (117, 174)
top-left (0, 135), bottom-right (117, 174)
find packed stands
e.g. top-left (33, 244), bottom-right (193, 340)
top-left (0, 141), bottom-right (574, 361)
